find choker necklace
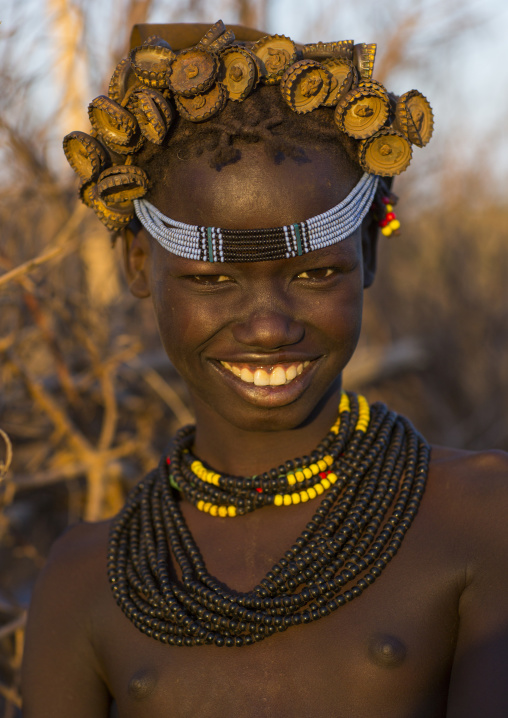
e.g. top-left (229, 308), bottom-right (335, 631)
top-left (108, 392), bottom-right (430, 647)
top-left (133, 172), bottom-right (378, 263)
top-left (173, 391), bottom-right (369, 517)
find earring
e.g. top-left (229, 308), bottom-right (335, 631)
top-left (378, 196), bottom-right (401, 237)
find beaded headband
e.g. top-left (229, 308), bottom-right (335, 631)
top-left (134, 172), bottom-right (378, 262)
top-left (62, 20), bottom-right (434, 254)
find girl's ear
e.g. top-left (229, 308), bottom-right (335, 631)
top-left (362, 177), bottom-right (394, 288)
top-left (361, 213), bottom-right (379, 289)
top-left (121, 221), bottom-right (151, 298)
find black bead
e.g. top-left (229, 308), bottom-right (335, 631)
top-left (107, 395), bottom-right (429, 649)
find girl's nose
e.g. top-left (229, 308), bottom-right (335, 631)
top-left (232, 308), bottom-right (305, 350)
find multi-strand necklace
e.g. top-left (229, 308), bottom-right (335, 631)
top-left (108, 392), bottom-right (430, 647)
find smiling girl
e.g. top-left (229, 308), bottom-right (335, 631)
top-left (21, 21), bottom-right (508, 718)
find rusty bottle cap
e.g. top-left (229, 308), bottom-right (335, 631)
top-left (253, 35), bottom-right (297, 84)
top-left (359, 128), bottom-right (413, 176)
top-left (280, 59), bottom-right (332, 114)
top-left (175, 82), bottom-right (227, 122)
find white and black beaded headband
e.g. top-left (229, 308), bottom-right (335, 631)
top-left (134, 172), bottom-right (378, 263)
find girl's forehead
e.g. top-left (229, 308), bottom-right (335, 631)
top-left (149, 144), bottom-right (361, 230)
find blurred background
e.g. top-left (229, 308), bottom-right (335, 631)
top-left (0, 0), bottom-right (507, 713)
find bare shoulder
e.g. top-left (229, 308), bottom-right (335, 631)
top-left (428, 450), bottom-right (508, 715)
top-left (24, 518), bottom-right (114, 662)
top-left (22, 520), bottom-right (115, 716)
top-left (38, 518), bottom-right (112, 604)
top-left (46, 518), bottom-right (111, 569)
top-left (425, 445), bottom-right (508, 566)
top-left (429, 445), bottom-right (508, 512)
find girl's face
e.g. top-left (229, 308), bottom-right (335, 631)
top-left (127, 144), bottom-right (375, 433)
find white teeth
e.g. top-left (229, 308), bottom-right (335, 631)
top-left (254, 369), bottom-right (270, 386)
top-left (240, 367), bottom-right (254, 383)
top-left (270, 366), bottom-right (287, 386)
top-left (285, 365), bottom-right (297, 382)
top-left (221, 360), bottom-right (312, 386)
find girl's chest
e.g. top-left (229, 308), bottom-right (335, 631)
top-left (98, 528), bottom-right (461, 718)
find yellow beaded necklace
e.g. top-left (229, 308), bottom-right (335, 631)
top-left (185, 392), bottom-right (370, 517)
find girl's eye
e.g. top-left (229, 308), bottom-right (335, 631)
top-left (297, 267), bottom-right (335, 280)
top-left (190, 274), bottom-right (232, 284)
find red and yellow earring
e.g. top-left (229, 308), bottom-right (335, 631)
top-left (378, 196), bottom-right (401, 237)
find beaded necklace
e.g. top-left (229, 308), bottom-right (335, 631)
top-left (133, 172), bottom-right (378, 263)
top-left (108, 392), bottom-right (430, 647)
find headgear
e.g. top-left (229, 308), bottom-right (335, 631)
top-left (63, 21), bottom-right (434, 259)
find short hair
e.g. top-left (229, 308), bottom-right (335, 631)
top-left (136, 84), bottom-right (371, 205)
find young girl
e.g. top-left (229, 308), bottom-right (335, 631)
top-left (22, 21), bottom-right (508, 717)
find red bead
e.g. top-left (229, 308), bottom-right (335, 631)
top-left (386, 212), bottom-right (396, 222)
top-left (256, 487), bottom-right (263, 493)
top-left (379, 218), bottom-right (389, 228)
top-left (166, 457), bottom-right (171, 465)
top-left (382, 196), bottom-right (390, 205)
top-left (319, 471), bottom-right (330, 479)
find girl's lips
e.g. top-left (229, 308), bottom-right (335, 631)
top-left (210, 358), bottom-right (321, 408)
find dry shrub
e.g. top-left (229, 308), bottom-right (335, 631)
top-left (354, 175), bottom-right (508, 450)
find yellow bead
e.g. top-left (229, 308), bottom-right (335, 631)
top-left (307, 487), bottom-right (317, 500)
top-left (330, 426), bottom-right (339, 434)
top-left (324, 455), bottom-right (333, 467)
top-left (309, 463), bottom-right (319, 475)
top-left (283, 494), bottom-right (292, 506)
top-left (328, 472), bottom-right (338, 484)
top-left (390, 219), bottom-right (401, 230)
top-left (317, 459), bottom-right (327, 472)
top-left (381, 227), bottom-right (392, 237)
top-left (203, 502), bottom-right (212, 513)
top-left (291, 493), bottom-right (301, 504)
top-left (287, 473), bottom-right (296, 486)
top-left (209, 504), bottom-right (218, 516)
top-left (339, 394), bottom-right (350, 413)
top-left (303, 467), bottom-right (313, 480)
top-left (321, 478), bottom-right (331, 490)
top-left (227, 505), bottom-right (237, 517)
top-left (315, 483), bottom-right (324, 495)
top-left (300, 491), bottom-right (309, 502)
top-left (295, 471), bottom-right (305, 482)
top-left (191, 461), bottom-right (201, 472)
top-left (197, 500), bottom-right (205, 511)
top-left (386, 204), bottom-right (393, 212)
top-left (218, 506), bottom-right (227, 517)
top-left (274, 495), bottom-right (283, 506)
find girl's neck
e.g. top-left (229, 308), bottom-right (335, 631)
top-left (190, 381), bottom-right (342, 477)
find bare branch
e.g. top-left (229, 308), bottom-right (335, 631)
top-left (0, 203), bottom-right (86, 291)
top-left (0, 614), bottom-right (26, 642)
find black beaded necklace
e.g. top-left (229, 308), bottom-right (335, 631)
top-left (108, 392), bottom-right (430, 647)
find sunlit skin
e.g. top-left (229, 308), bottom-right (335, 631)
top-left (128, 145), bottom-right (374, 476)
top-left (21, 140), bottom-right (508, 718)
